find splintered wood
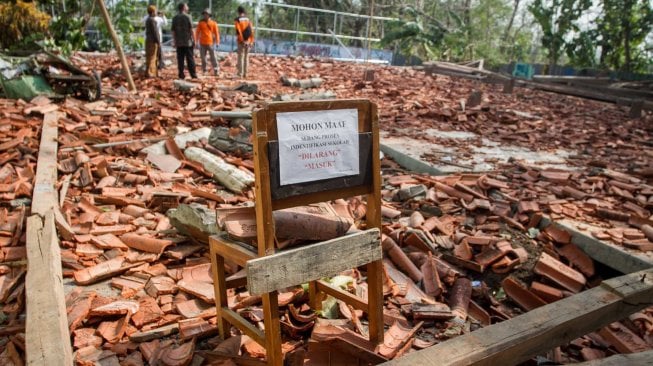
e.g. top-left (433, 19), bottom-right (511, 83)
top-left (0, 52), bottom-right (651, 366)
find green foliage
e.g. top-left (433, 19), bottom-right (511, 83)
top-left (529, 0), bottom-right (592, 72)
top-left (48, 16), bottom-right (87, 55)
top-left (596, 0), bottom-right (653, 73)
top-left (565, 31), bottom-right (598, 69)
top-left (0, 0), bottom-right (50, 50)
top-left (96, 0), bottom-right (143, 51)
top-left (381, 14), bottom-right (446, 61)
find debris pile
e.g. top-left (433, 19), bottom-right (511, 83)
top-left (0, 52), bottom-right (651, 365)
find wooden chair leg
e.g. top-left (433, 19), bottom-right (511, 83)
top-left (308, 280), bottom-right (320, 311)
top-left (210, 245), bottom-right (231, 339)
top-left (262, 291), bottom-right (283, 366)
top-left (366, 259), bottom-right (384, 344)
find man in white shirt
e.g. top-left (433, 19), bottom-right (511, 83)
top-left (142, 11), bottom-right (167, 68)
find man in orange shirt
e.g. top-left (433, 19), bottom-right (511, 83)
top-left (195, 8), bottom-right (220, 76)
top-left (234, 6), bottom-right (254, 78)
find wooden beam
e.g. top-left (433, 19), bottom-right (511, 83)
top-left (210, 235), bottom-right (257, 267)
top-left (95, 0), bottom-right (136, 92)
top-left (539, 217), bottom-right (653, 273)
top-left (385, 268), bottom-right (653, 366)
top-left (246, 229), bottom-right (382, 296)
top-left (316, 280), bottom-right (368, 312)
top-left (572, 350), bottom-right (653, 366)
top-left (26, 112), bottom-right (73, 365)
top-left (31, 112), bottom-right (60, 216)
top-left (423, 61), bottom-right (653, 110)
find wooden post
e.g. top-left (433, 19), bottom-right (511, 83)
top-left (95, 0), bottom-right (136, 92)
top-left (26, 111), bottom-right (73, 365)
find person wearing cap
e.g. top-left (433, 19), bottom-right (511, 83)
top-left (144, 5), bottom-right (160, 77)
top-left (171, 2), bottom-right (197, 79)
top-left (234, 6), bottom-right (254, 78)
top-left (195, 8), bottom-right (220, 76)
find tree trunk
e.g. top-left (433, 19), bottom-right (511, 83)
top-left (549, 47), bottom-right (558, 75)
top-left (623, 0), bottom-right (633, 73)
top-left (503, 0), bottom-right (521, 43)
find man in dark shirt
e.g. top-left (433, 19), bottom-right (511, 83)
top-left (171, 2), bottom-right (197, 79)
top-left (144, 5), bottom-right (160, 78)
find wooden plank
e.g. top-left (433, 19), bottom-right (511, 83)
top-left (253, 108), bottom-right (276, 258)
top-left (516, 79), bottom-right (653, 111)
top-left (210, 243), bottom-right (230, 340)
top-left (26, 212), bottom-right (73, 365)
top-left (572, 350), bottom-right (653, 366)
top-left (221, 307), bottom-right (265, 346)
top-left (26, 110), bottom-right (73, 365)
top-left (262, 292), bottom-right (283, 366)
top-left (210, 234), bottom-right (257, 267)
top-left (539, 217), bottom-right (653, 273)
top-left (316, 280), bottom-right (368, 312)
top-left (31, 111), bottom-right (60, 216)
top-left (246, 229), bottom-right (381, 295)
top-left (366, 101), bottom-right (384, 345)
top-left (385, 268), bottom-right (653, 366)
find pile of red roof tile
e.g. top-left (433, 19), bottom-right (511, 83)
top-left (0, 52), bottom-right (651, 365)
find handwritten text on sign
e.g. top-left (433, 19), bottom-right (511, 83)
top-left (278, 108), bottom-right (359, 185)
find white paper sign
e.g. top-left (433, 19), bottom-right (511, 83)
top-left (277, 108), bottom-right (359, 185)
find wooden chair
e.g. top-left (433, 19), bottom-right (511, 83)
top-left (209, 99), bottom-right (384, 366)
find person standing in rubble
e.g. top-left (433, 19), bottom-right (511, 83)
top-left (142, 9), bottom-right (167, 69)
top-left (195, 8), bottom-right (220, 76)
top-left (234, 6), bottom-right (254, 78)
top-left (144, 5), bottom-right (160, 78)
top-left (171, 2), bottom-right (197, 79)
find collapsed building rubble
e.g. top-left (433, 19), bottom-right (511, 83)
top-left (0, 52), bottom-right (651, 365)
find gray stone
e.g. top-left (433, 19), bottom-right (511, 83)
top-left (167, 204), bottom-right (220, 244)
top-left (208, 126), bottom-right (252, 155)
top-left (396, 184), bottom-right (427, 201)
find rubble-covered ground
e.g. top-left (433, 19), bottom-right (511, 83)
top-left (0, 51), bottom-right (651, 365)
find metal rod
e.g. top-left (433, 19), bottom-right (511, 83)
top-left (328, 29), bottom-right (356, 59)
top-left (245, 26), bottom-right (381, 42)
top-left (295, 8), bottom-right (300, 44)
top-left (332, 13), bottom-right (337, 45)
top-left (259, 1), bottom-right (396, 21)
top-left (366, 0), bottom-right (374, 62)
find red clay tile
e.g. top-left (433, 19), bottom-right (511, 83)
top-left (502, 277), bottom-right (547, 311)
top-left (599, 322), bottom-right (650, 353)
top-left (382, 235), bottom-right (423, 282)
top-left (119, 233), bottom-right (174, 254)
top-left (556, 243), bottom-right (595, 277)
top-left (97, 314), bottom-right (130, 343)
top-left (449, 277), bottom-right (472, 320)
top-left (177, 279), bottom-right (215, 304)
top-left (543, 225), bottom-right (572, 244)
top-left (530, 281), bottom-right (565, 303)
top-left (534, 252), bottom-right (586, 293)
top-left (421, 253), bottom-right (443, 297)
top-left (376, 321), bottom-right (423, 359)
top-left (90, 300), bottom-right (139, 317)
top-left (66, 291), bottom-right (97, 331)
top-left (74, 257), bottom-right (138, 285)
top-left (73, 327), bottom-right (104, 349)
top-left (178, 318), bottom-right (219, 340)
